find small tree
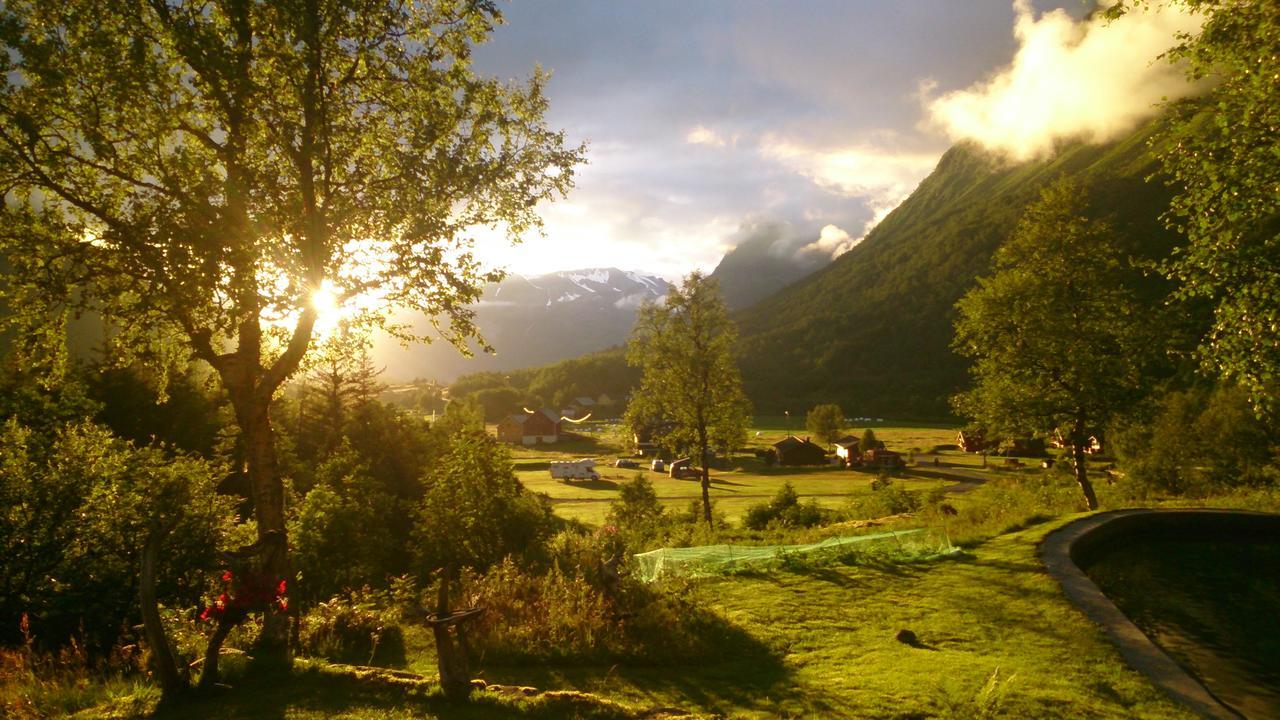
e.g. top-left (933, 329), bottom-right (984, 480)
top-left (805, 404), bottom-right (845, 445)
top-left (625, 272), bottom-right (751, 526)
top-left (606, 474), bottom-right (666, 536)
top-left (953, 180), bottom-right (1153, 510)
top-left (413, 429), bottom-right (553, 698)
top-left (860, 428), bottom-right (879, 456)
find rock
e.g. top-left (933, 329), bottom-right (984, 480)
top-left (895, 629), bottom-right (920, 646)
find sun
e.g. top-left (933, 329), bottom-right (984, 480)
top-left (309, 281), bottom-right (347, 338)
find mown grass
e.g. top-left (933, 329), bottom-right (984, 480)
top-left (471, 517), bottom-right (1194, 719)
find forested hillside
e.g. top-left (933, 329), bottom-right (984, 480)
top-left (455, 118), bottom-right (1192, 419)
top-left (736, 118), bottom-right (1187, 418)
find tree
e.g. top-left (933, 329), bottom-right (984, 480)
top-left (626, 272), bottom-right (750, 526)
top-left (805, 403), bottom-right (845, 445)
top-left (0, 0), bottom-right (582, 663)
top-left (859, 428), bottom-right (879, 456)
top-left (1108, 1), bottom-right (1280, 416)
top-left (413, 428), bottom-right (553, 698)
top-left (953, 180), bottom-right (1153, 510)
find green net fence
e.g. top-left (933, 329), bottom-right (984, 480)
top-left (633, 528), bottom-right (952, 582)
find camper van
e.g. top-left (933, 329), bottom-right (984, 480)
top-left (549, 459), bottom-right (600, 482)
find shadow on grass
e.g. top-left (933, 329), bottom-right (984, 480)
top-left (148, 661), bottom-right (642, 720)
top-left (475, 604), bottom-right (820, 718)
top-left (560, 478), bottom-right (621, 492)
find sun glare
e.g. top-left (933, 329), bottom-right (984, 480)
top-left (309, 281), bottom-right (346, 338)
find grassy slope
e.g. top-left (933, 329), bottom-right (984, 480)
top-left (471, 517), bottom-right (1192, 719)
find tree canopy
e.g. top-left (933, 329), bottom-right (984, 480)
top-left (953, 180), bottom-right (1156, 509)
top-left (625, 272), bottom-right (750, 525)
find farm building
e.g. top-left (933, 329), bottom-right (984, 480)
top-left (496, 408), bottom-right (561, 445)
top-left (772, 436), bottom-right (828, 466)
top-left (833, 437), bottom-right (860, 462)
top-left (956, 429), bottom-right (989, 453)
top-left (860, 448), bottom-right (904, 468)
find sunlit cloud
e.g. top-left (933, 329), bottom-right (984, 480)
top-left (759, 135), bottom-right (938, 200)
top-left (797, 224), bottom-right (859, 261)
top-left (686, 124), bottom-right (727, 147)
top-left (922, 0), bottom-right (1205, 161)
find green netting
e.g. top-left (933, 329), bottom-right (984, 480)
top-left (633, 529), bottom-right (945, 582)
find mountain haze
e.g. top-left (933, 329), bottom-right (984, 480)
top-left (375, 268), bottom-right (669, 382)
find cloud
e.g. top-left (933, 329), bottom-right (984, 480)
top-left (797, 224), bottom-right (860, 260)
top-left (759, 136), bottom-right (938, 199)
top-left (686, 125), bottom-right (727, 147)
top-left (923, 0), bottom-right (1205, 161)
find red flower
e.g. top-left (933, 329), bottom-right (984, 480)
top-left (221, 570), bottom-right (233, 583)
top-left (276, 579), bottom-right (287, 595)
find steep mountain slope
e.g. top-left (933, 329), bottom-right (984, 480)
top-left (735, 119), bottom-right (1183, 418)
top-left (375, 268), bottom-right (668, 381)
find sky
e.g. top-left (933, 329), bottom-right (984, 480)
top-left (465, 0), bottom-right (1203, 281)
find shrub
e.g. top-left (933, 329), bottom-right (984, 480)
top-left (605, 474), bottom-right (665, 536)
top-left (743, 481), bottom-right (826, 530)
top-left (299, 595), bottom-right (406, 668)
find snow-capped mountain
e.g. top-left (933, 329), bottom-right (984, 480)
top-left (375, 268), bottom-right (669, 381)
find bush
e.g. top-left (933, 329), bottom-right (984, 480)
top-left (0, 420), bottom-right (233, 654)
top-left (299, 595), bottom-right (406, 668)
top-left (605, 474), bottom-right (665, 536)
top-left (743, 482), bottom-right (827, 530)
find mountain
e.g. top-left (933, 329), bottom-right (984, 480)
top-left (709, 231), bottom-right (825, 309)
top-left (375, 268), bottom-right (669, 382)
top-left (451, 117), bottom-right (1192, 420)
top-left (734, 119), bottom-right (1185, 418)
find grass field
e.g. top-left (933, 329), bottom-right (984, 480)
top-left (451, 516), bottom-right (1193, 719)
top-left (507, 421), bottom-right (964, 525)
top-left (74, 515), bottom-right (1193, 719)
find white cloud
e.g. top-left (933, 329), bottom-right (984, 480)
top-left (797, 224), bottom-right (860, 260)
top-left (759, 136), bottom-right (938, 199)
top-left (686, 124), bottom-right (727, 147)
top-left (923, 0), bottom-right (1205, 161)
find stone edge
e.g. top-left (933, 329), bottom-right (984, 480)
top-left (1038, 508), bottom-right (1256, 720)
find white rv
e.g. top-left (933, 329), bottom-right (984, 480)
top-left (549, 459), bottom-right (600, 482)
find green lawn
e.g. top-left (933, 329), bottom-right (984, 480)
top-left (468, 516), bottom-right (1192, 719)
top-left (76, 515), bottom-right (1194, 719)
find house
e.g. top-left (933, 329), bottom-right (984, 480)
top-left (772, 435), bottom-right (828, 466)
top-left (861, 448), bottom-right (904, 468)
top-left (496, 409), bottom-right (561, 445)
top-left (956, 429), bottom-right (989, 453)
top-left (1050, 431), bottom-right (1104, 454)
top-left (595, 393), bottom-right (614, 408)
top-left (833, 437), bottom-right (860, 463)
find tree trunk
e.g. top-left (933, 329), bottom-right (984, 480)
top-left (238, 395), bottom-right (292, 665)
top-left (197, 615), bottom-right (237, 690)
top-left (432, 570), bottom-right (473, 700)
top-left (1071, 421), bottom-right (1099, 510)
top-left (140, 523), bottom-right (187, 697)
top-left (700, 464), bottom-right (712, 527)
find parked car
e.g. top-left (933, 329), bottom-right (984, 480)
top-left (650, 458), bottom-right (666, 473)
top-left (614, 458), bottom-right (639, 469)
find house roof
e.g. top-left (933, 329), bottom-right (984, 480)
top-left (773, 435), bottom-right (820, 452)
top-left (574, 396), bottom-right (595, 406)
top-left (833, 435), bottom-right (859, 447)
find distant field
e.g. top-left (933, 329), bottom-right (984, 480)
top-left (509, 421), bottom-right (964, 525)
